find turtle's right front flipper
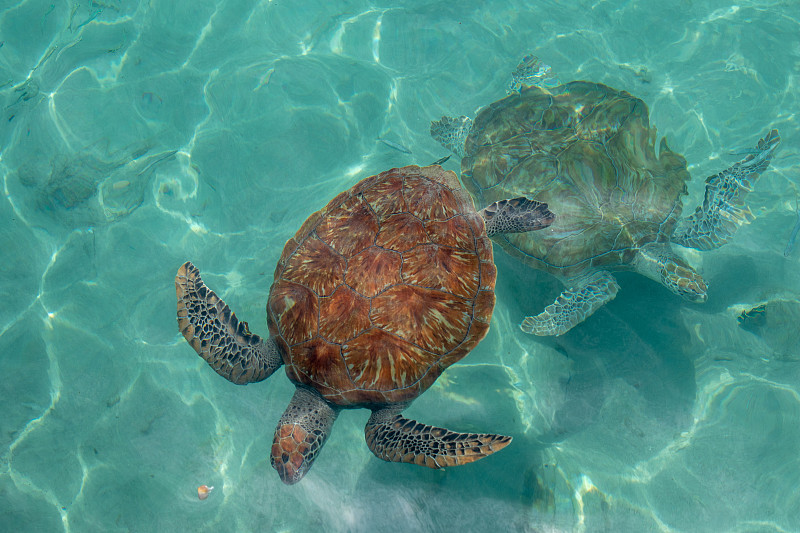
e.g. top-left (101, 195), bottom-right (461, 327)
top-left (673, 129), bottom-right (781, 250)
top-left (175, 261), bottom-right (283, 385)
top-left (364, 407), bottom-right (511, 469)
top-left (520, 271), bottom-right (620, 336)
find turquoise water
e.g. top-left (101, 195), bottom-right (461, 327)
top-left (1, 0), bottom-right (799, 531)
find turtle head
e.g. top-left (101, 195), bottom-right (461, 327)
top-left (270, 387), bottom-right (339, 485)
top-left (634, 243), bottom-right (708, 303)
top-left (661, 260), bottom-right (708, 303)
top-left (270, 422), bottom-right (315, 484)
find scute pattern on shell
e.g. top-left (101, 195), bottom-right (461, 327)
top-left (269, 165), bottom-right (494, 407)
top-left (462, 81), bottom-right (690, 279)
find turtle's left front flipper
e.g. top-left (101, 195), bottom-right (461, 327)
top-left (673, 129), bottom-right (780, 250)
top-left (365, 407), bottom-right (511, 469)
top-left (480, 197), bottom-right (555, 237)
top-left (176, 261), bottom-right (283, 385)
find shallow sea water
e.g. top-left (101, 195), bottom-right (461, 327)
top-left (1, 1), bottom-right (800, 531)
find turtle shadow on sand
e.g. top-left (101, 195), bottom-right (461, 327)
top-left (497, 252), bottom-right (696, 447)
top-left (703, 254), bottom-right (762, 314)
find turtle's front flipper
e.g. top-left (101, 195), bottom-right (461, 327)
top-left (673, 129), bottom-right (781, 250)
top-left (430, 115), bottom-right (472, 159)
top-left (520, 271), bottom-right (620, 336)
top-left (507, 55), bottom-right (561, 93)
top-left (271, 387), bottom-right (339, 485)
top-left (364, 407), bottom-right (511, 469)
top-left (479, 197), bottom-right (555, 237)
top-left (175, 261), bottom-right (283, 385)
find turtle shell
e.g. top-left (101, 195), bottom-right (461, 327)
top-left (267, 165), bottom-right (496, 407)
top-left (462, 81), bottom-right (691, 278)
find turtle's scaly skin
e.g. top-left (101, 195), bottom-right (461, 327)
top-left (463, 81), bottom-right (690, 278)
top-left (267, 165), bottom-right (496, 406)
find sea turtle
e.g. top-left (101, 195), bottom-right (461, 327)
top-left (431, 56), bottom-right (781, 336)
top-left (175, 164), bottom-right (554, 484)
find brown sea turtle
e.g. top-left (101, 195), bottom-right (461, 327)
top-left (175, 164), bottom-right (555, 484)
top-left (431, 56), bottom-right (781, 336)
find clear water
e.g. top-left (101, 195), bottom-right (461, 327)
top-left (1, 1), bottom-right (799, 531)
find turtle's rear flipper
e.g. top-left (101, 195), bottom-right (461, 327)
top-left (673, 129), bottom-right (781, 250)
top-left (480, 197), bottom-right (555, 237)
top-left (365, 408), bottom-right (511, 468)
top-left (520, 271), bottom-right (620, 336)
top-left (175, 261), bottom-right (283, 385)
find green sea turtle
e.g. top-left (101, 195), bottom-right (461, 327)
top-left (431, 56), bottom-right (781, 336)
top-left (175, 164), bottom-right (554, 484)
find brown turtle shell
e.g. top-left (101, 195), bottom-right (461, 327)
top-left (267, 165), bottom-right (496, 407)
